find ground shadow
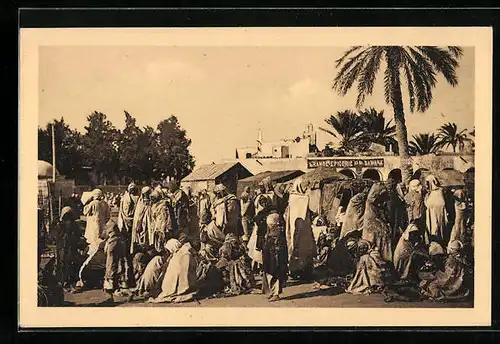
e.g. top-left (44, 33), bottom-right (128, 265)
top-left (280, 286), bottom-right (345, 301)
top-left (77, 299), bottom-right (122, 307)
top-left (285, 278), bottom-right (315, 287)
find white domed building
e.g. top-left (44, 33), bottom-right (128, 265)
top-left (38, 160), bottom-right (60, 180)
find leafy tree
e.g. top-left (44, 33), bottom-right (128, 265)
top-left (333, 46), bottom-right (463, 183)
top-left (38, 112), bottom-right (196, 185)
top-left (117, 111), bottom-right (150, 183)
top-left (409, 133), bottom-right (440, 156)
top-left (319, 110), bottom-right (367, 153)
top-left (140, 125), bottom-right (160, 183)
top-left (81, 111), bottom-right (121, 185)
top-left (436, 122), bottom-right (470, 153)
top-left (38, 118), bottom-right (85, 179)
top-left (154, 116), bottom-right (195, 181)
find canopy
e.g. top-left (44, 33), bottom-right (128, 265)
top-left (296, 167), bottom-right (350, 191)
top-left (236, 170), bottom-right (304, 196)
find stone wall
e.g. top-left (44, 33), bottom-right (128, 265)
top-left (228, 154), bottom-right (475, 182)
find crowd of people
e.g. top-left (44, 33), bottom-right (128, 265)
top-left (37, 172), bottom-right (474, 306)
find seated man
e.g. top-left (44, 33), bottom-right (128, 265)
top-left (419, 240), bottom-right (470, 301)
top-left (148, 240), bottom-right (200, 304)
top-left (345, 239), bottom-right (394, 295)
top-left (215, 233), bottom-right (256, 296)
top-left (131, 239), bottom-right (182, 300)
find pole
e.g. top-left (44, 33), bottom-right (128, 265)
top-left (59, 190), bottom-right (62, 218)
top-left (51, 123), bottom-right (56, 183)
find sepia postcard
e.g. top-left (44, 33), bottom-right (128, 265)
top-left (19, 27), bottom-right (492, 328)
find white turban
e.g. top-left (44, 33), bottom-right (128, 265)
top-left (92, 189), bottom-right (103, 199)
top-left (447, 240), bottom-right (464, 254)
top-left (164, 239), bottom-right (182, 254)
top-left (213, 184), bottom-right (226, 193)
top-left (409, 179), bottom-right (421, 191)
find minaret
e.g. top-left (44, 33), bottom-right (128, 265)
top-left (308, 123), bottom-right (316, 146)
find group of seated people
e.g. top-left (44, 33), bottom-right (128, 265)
top-left (312, 175), bottom-right (473, 303)
top-left (38, 173), bottom-right (473, 306)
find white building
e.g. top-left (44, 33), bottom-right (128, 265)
top-left (236, 123), bottom-right (318, 160)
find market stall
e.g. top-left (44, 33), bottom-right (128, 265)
top-left (236, 169), bottom-right (304, 196)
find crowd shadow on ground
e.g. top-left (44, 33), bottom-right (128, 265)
top-left (280, 286), bottom-right (344, 301)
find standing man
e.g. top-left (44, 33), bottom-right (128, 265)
top-left (198, 189), bottom-right (212, 229)
top-left (103, 220), bottom-right (133, 302)
top-left (75, 189), bottom-right (111, 291)
top-left (118, 183), bottom-right (139, 250)
top-left (211, 184), bottom-right (243, 237)
top-left (240, 186), bottom-right (255, 244)
top-left (149, 189), bottom-right (175, 253)
top-left (170, 180), bottom-right (190, 238)
top-left (261, 212), bottom-right (288, 302)
top-left (83, 189), bottom-right (110, 254)
top-left (117, 183), bottom-right (139, 287)
top-left (131, 186), bottom-right (153, 254)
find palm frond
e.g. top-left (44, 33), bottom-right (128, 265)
top-left (333, 49), bottom-right (371, 96)
top-left (409, 133), bottom-right (439, 155)
top-left (334, 46), bottom-right (363, 68)
top-left (408, 47), bottom-right (437, 88)
top-left (319, 126), bottom-right (339, 139)
top-left (356, 47), bottom-right (384, 108)
top-left (401, 49), bottom-right (433, 112)
top-left (416, 46), bottom-right (460, 87)
top-left (447, 46), bottom-right (464, 59)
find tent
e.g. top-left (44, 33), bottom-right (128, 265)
top-left (296, 167), bottom-right (349, 190)
top-left (291, 167), bottom-right (375, 227)
top-left (236, 170), bottom-right (304, 196)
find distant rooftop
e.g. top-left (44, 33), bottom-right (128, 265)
top-left (182, 162), bottom-right (246, 182)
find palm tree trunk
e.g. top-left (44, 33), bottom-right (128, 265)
top-left (391, 85), bottom-right (413, 184)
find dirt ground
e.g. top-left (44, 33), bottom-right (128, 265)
top-left (61, 215), bottom-right (472, 309)
top-left (64, 276), bottom-right (473, 309)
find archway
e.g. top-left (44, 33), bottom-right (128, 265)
top-left (339, 169), bottom-right (356, 179)
top-left (362, 169), bottom-right (381, 181)
top-left (412, 168), bottom-right (429, 181)
top-left (387, 168), bottom-right (402, 183)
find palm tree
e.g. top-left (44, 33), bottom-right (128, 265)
top-left (358, 107), bottom-right (397, 152)
top-left (436, 122), bottom-right (470, 153)
top-left (319, 110), bottom-right (367, 153)
top-left (409, 133), bottom-right (440, 156)
top-left (333, 46), bottom-right (463, 183)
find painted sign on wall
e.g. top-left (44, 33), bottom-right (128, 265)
top-left (307, 158), bottom-right (385, 169)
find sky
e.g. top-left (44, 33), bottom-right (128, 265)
top-left (39, 46), bottom-right (474, 166)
